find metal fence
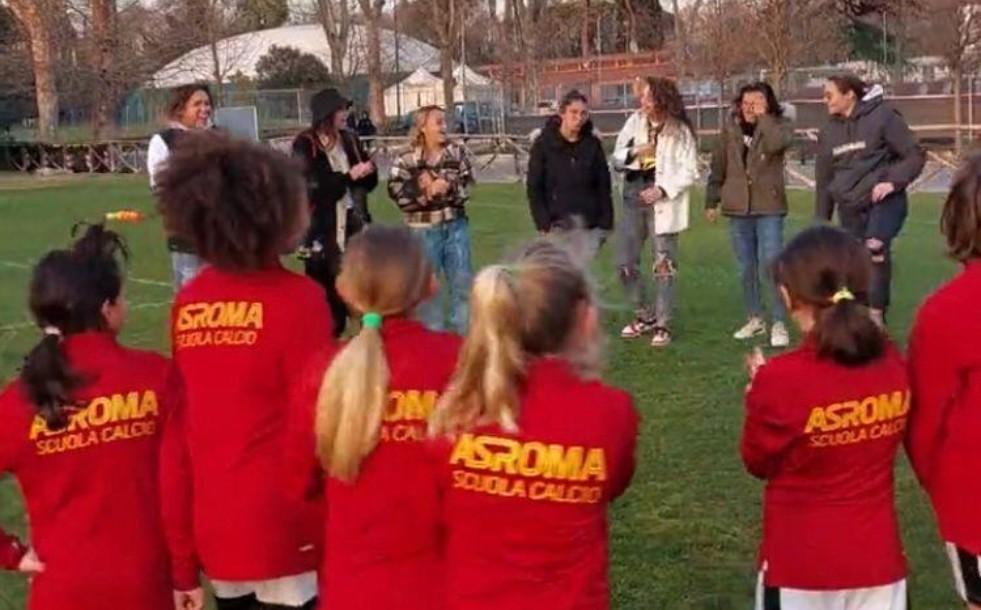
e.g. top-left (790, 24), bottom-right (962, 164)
top-left (2, 129), bottom-right (969, 195)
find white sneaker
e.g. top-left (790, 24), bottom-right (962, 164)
top-left (621, 318), bottom-right (657, 339)
top-left (770, 322), bottom-right (790, 348)
top-left (733, 318), bottom-right (766, 340)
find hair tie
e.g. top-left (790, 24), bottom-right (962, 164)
top-left (831, 288), bottom-right (855, 304)
top-left (42, 326), bottom-right (63, 339)
top-left (362, 312), bottom-right (383, 329)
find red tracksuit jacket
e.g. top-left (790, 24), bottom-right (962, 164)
top-left (0, 332), bottom-right (197, 610)
top-left (741, 339), bottom-right (910, 589)
top-left (433, 358), bottom-right (639, 610)
top-left (172, 264), bottom-right (333, 581)
top-left (908, 260), bottom-right (981, 554)
top-left (291, 318), bottom-right (461, 610)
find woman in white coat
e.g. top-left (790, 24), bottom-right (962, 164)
top-left (146, 83), bottom-right (213, 289)
top-left (612, 76), bottom-right (699, 347)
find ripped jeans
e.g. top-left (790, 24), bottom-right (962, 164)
top-left (838, 192), bottom-right (908, 313)
top-left (616, 179), bottom-right (679, 326)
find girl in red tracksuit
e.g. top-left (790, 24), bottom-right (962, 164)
top-left (908, 157), bottom-right (981, 610)
top-left (290, 225), bottom-right (460, 610)
top-left (429, 239), bottom-right (640, 610)
top-left (0, 225), bottom-right (200, 610)
top-left (155, 132), bottom-right (333, 610)
top-left (741, 226), bottom-right (910, 610)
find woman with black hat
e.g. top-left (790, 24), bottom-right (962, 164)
top-left (292, 88), bottom-right (378, 337)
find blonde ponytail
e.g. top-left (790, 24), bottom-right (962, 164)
top-left (315, 324), bottom-right (390, 482)
top-left (431, 266), bottom-right (526, 436)
top-left (431, 239), bottom-right (596, 438)
top-left (312, 224), bottom-right (433, 483)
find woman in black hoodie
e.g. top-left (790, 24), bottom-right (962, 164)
top-left (815, 75), bottom-right (925, 327)
top-left (292, 88), bottom-right (378, 337)
top-left (527, 90), bottom-right (613, 260)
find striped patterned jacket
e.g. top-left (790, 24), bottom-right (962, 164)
top-left (387, 143), bottom-right (474, 227)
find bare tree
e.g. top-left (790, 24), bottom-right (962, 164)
top-left (916, 0), bottom-right (981, 154)
top-left (89, 0), bottom-right (116, 140)
top-left (580, 0), bottom-right (590, 57)
top-left (316, 0), bottom-right (351, 77)
top-left (423, 0), bottom-right (458, 113)
top-left (355, 0), bottom-right (385, 125)
top-left (745, 0), bottom-right (844, 94)
top-left (8, 0), bottom-right (60, 140)
top-left (689, 0), bottom-right (753, 124)
top-left (510, 0), bottom-right (546, 109)
top-left (833, 0), bottom-right (922, 16)
top-left (670, 0), bottom-right (702, 77)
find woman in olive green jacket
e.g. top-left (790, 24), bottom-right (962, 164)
top-left (706, 81), bottom-right (795, 348)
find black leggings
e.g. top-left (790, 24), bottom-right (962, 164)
top-left (303, 210), bottom-right (367, 338)
top-left (215, 594), bottom-right (317, 610)
top-left (838, 192), bottom-right (908, 313)
top-left (304, 254), bottom-right (348, 338)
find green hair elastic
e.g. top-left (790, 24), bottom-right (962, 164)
top-left (362, 312), bottom-right (383, 329)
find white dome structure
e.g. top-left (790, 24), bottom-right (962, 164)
top-left (150, 23), bottom-right (441, 87)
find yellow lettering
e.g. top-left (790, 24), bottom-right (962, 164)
top-left (175, 302), bottom-right (264, 331)
top-left (245, 303), bottom-right (263, 329)
top-left (486, 437), bottom-right (520, 474)
top-left (581, 448), bottom-right (607, 482)
top-left (542, 444), bottom-right (585, 480)
top-left (804, 407), bottom-right (827, 434)
top-left (449, 433), bottom-right (477, 467)
top-left (110, 392), bottom-right (140, 421)
top-left (139, 391), bottom-right (159, 418)
top-left (29, 417), bottom-right (49, 440)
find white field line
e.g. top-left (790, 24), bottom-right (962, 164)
top-left (0, 301), bottom-right (171, 334)
top-left (0, 260), bottom-right (171, 288)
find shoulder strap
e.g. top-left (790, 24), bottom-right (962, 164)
top-left (159, 128), bottom-right (181, 149)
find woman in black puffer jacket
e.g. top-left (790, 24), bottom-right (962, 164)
top-left (526, 90), bottom-right (613, 260)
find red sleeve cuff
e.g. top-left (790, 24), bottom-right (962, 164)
top-left (0, 535), bottom-right (27, 570)
top-left (171, 558), bottom-right (200, 591)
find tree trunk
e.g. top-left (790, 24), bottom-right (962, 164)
top-left (441, 45), bottom-right (455, 114)
top-left (623, 0), bottom-right (639, 53)
top-left (358, 0), bottom-right (386, 126)
top-left (580, 0), bottom-right (590, 58)
top-left (717, 77), bottom-right (725, 130)
top-left (207, 0), bottom-right (224, 103)
top-left (91, 0), bottom-right (116, 141)
top-left (512, 0), bottom-right (541, 110)
top-left (954, 66), bottom-right (963, 157)
top-left (210, 37), bottom-right (224, 102)
top-left (318, 0), bottom-right (350, 78)
top-left (671, 0), bottom-right (685, 75)
top-left (9, 0), bottom-right (59, 141)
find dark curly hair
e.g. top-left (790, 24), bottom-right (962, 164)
top-left (166, 83), bottom-right (212, 121)
top-left (154, 132), bottom-right (308, 271)
top-left (22, 223), bottom-right (128, 429)
top-left (733, 81), bottom-right (783, 118)
top-left (645, 76), bottom-right (695, 136)
top-left (942, 153), bottom-right (981, 263)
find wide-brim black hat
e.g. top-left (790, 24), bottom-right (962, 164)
top-left (310, 88), bottom-right (352, 128)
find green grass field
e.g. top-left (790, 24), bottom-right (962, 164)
top-left (0, 174), bottom-right (964, 609)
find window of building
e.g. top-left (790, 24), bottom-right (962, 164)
top-left (600, 83), bottom-right (630, 108)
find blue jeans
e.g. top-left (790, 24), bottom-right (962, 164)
top-left (413, 218), bottom-right (473, 334)
top-left (171, 252), bottom-right (203, 290)
top-left (728, 215), bottom-right (786, 323)
top-left (617, 178), bottom-right (679, 326)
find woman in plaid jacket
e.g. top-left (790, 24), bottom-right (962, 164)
top-left (388, 105), bottom-right (475, 334)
